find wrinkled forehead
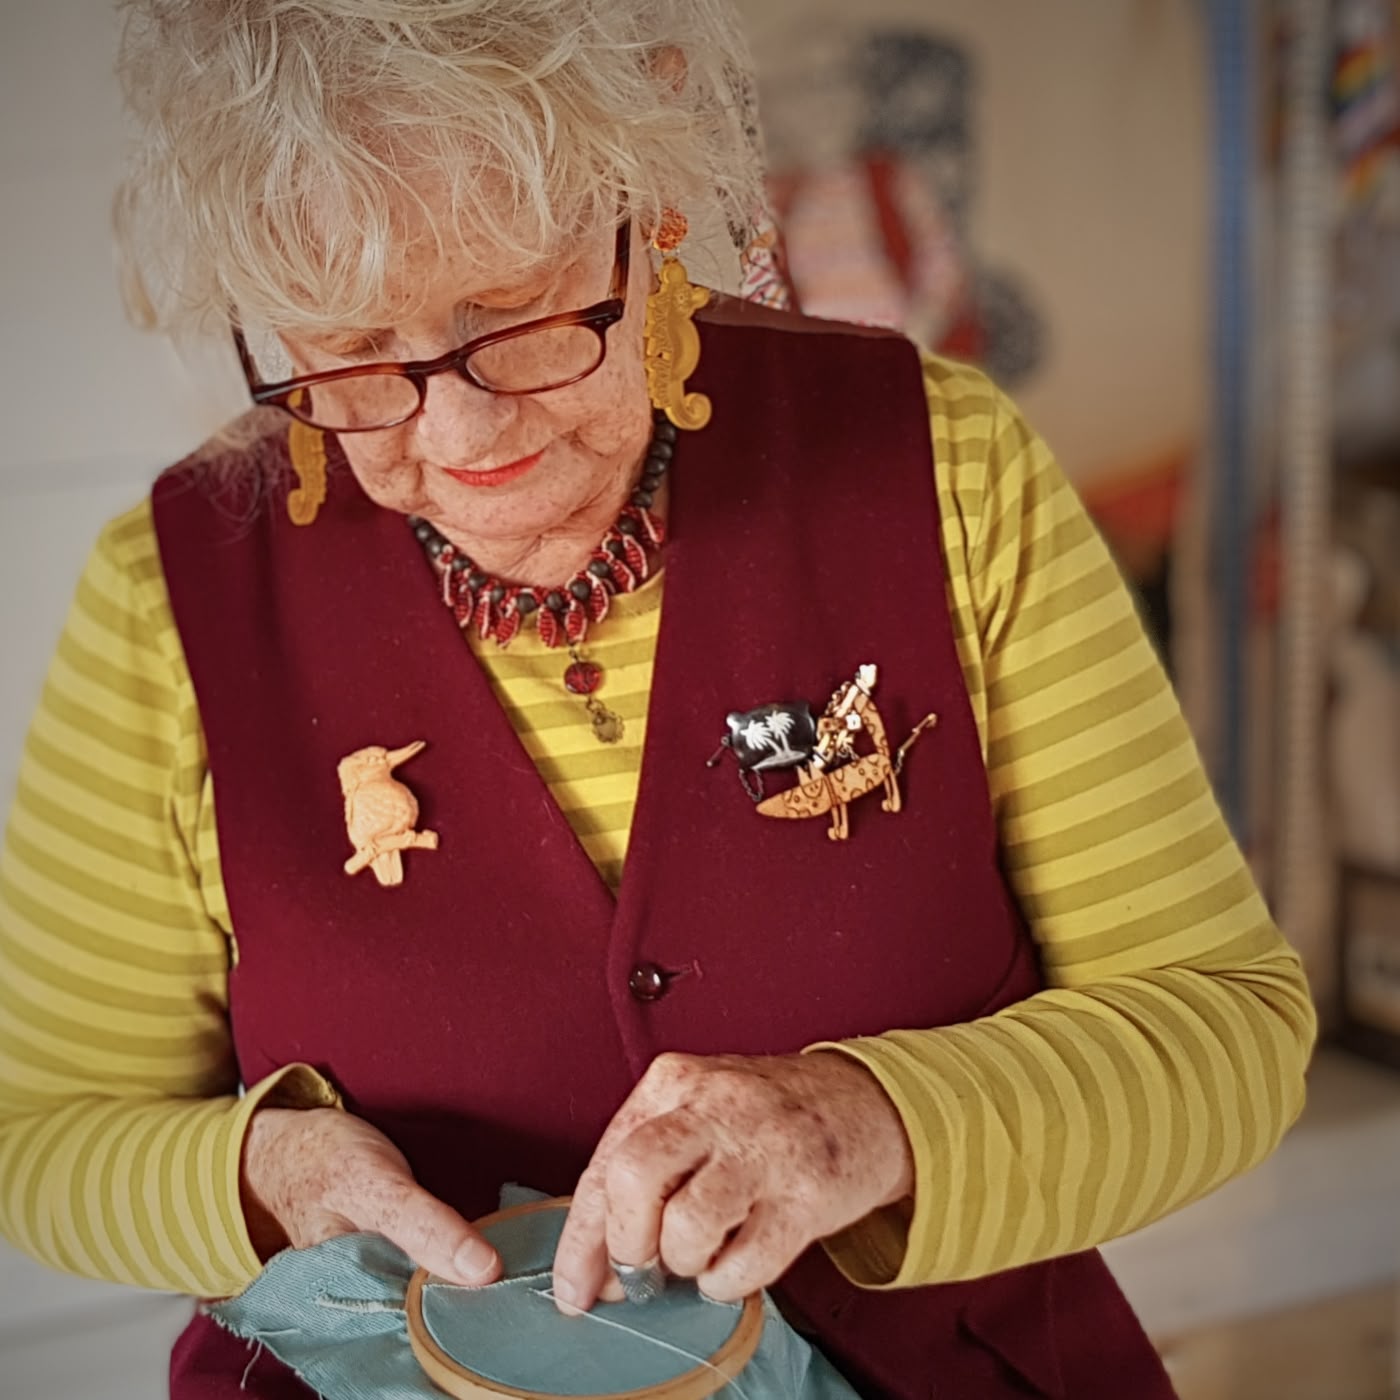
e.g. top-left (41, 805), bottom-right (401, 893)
top-left (237, 190), bottom-right (614, 378)
top-left (319, 196), bottom-right (567, 316)
top-left (246, 155), bottom-right (611, 338)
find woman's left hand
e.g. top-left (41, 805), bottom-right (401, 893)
top-left (551, 1051), bottom-right (914, 1311)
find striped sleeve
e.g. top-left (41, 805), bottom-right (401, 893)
top-left (0, 501), bottom-right (337, 1296)
top-left (816, 355), bottom-right (1317, 1287)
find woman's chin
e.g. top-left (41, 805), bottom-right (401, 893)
top-left (424, 487), bottom-right (587, 548)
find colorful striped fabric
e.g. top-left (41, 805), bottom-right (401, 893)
top-left (0, 355), bottom-right (1315, 1298)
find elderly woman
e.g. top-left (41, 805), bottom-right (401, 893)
top-left (0, 2), bottom-right (1313, 1397)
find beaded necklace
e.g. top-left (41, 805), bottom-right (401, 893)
top-left (408, 411), bottom-right (675, 743)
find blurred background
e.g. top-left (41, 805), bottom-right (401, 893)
top-left (1, 1), bottom-right (1398, 1396)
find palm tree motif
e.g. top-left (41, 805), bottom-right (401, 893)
top-left (723, 704), bottom-right (818, 772)
top-left (766, 709), bottom-right (801, 759)
top-left (741, 716), bottom-right (772, 752)
top-left (749, 707), bottom-right (808, 768)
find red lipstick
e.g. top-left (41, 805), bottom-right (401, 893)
top-left (443, 449), bottom-right (544, 489)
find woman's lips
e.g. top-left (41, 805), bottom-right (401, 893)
top-left (442, 449), bottom-right (544, 488)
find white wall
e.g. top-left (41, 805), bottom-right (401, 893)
top-left (0, 1), bottom-right (243, 796)
top-left (0, 5), bottom-right (234, 1392)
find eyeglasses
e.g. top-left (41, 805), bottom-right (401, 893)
top-left (233, 219), bottom-right (632, 433)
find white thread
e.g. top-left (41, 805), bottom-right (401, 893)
top-left (426, 1269), bottom-right (554, 1296)
top-left (314, 1293), bottom-right (404, 1314)
top-left (534, 1286), bottom-right (755, 1400)
top-left (239, 1339), bottom-right (264, 1390)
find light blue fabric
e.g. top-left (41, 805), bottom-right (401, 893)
top-left (207, 1187), bottom-right (860, 1400)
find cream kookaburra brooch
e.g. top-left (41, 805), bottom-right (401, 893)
top-left (338, 741), bottom-right (439, 887)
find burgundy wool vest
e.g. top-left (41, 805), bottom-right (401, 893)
top-left (153, 303), bottom-right (1175, 1400)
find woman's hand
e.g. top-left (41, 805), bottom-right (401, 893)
top-left (552, 1051), bottom-right (914, 1311)
top-left (239, 1106), bottom-right (502, 1286)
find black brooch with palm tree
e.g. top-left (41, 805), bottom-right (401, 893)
top-left (707, 703), bottom-right (820, 801)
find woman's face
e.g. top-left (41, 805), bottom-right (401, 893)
top-left (280, 218), bottom-right (654, 556)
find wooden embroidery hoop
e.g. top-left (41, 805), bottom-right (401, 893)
top-left (406, 1199), bottom-right (764, 1400)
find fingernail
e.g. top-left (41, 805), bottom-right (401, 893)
top-left (553, 1278), bottom-right (582, 1315)
top-left (452, 1238), bottom-right (497, 1284)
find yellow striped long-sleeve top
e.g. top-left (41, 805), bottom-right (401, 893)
top-left (0, 355), bottom-right (1315, 1297)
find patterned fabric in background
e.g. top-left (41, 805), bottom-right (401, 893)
top-left (762, 30), bottom-right (1045, 391)
top-left (737, 1), bottom-right (1215, 661)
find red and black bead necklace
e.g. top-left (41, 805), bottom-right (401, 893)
top-left (409, 411), bottom-right (675, 743)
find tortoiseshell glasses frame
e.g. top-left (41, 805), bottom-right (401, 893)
top-left (232, 219), bottom-right (632, 433)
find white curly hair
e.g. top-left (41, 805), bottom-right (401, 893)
top-left (114, 0), bottom-right (763, 336)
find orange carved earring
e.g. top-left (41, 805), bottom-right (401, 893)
top-left (644, 208), bottom-right (712, 431)
top-left (286, 398), bottom-right (328, 527)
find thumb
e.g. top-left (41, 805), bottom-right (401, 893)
top-left (364, 1181), bottom-right (502, 1286)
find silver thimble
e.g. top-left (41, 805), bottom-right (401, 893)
top-left (610, 1255), bottom-right (666, 1305)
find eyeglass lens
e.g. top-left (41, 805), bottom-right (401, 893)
top-left (287, 323), bottom-right (607, 431)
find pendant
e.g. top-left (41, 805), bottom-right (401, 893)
top-left (566, 648), bottom-right (626, 745)
top-left (585, 699), bottom-right (626, 745)
top-left (708, 665), bottom-right (938, 842)
top-left (564, 659), bottom-right (602, 695)
top-left (337, 741), bottom-right (439, 886)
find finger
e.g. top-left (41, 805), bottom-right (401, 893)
top-left (552, 1159), bottom-right (613, 1313)
top-left (348, 1176), bottom-right (501, 1286)
top-left (696, 1200), bottom-right (806, 1303)
top-left (551, 1057), bottom-right (700, 1312)
top-left (657, 1154), bottom-right (760, 1280)
top-left (604, 1109), bottom-right (712, 1270)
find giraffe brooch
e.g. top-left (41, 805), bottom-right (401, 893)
top-left (708, 665), bottom-right (938, 842)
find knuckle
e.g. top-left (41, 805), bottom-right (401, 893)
top-left (604, 1145), bottom-right (652, 1203)
top-left (658, 1202), bottom-right (714, 1270)
top-left (646, 1050), bottom-right (697, 1085)
top-left (699, 1264), bottom-right (754, 1304)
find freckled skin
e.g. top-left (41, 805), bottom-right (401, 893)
top-left (241, 1053), bottom-right (915, 1303)
top-left (280, 214), bottom-right (656, 589)
top-left (550, 1051), bottom-right (916, 1310)
top-left (240, 1107), bottom-right (503, 1286)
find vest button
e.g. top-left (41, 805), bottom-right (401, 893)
top-left (628, 962), bottom-right (668, 1002)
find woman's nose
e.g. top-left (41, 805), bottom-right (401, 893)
top-left (413, 368), bottom-right (517, 463)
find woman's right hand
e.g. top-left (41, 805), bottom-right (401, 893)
top-left (239, 1106), bottom-right (502, 1286)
